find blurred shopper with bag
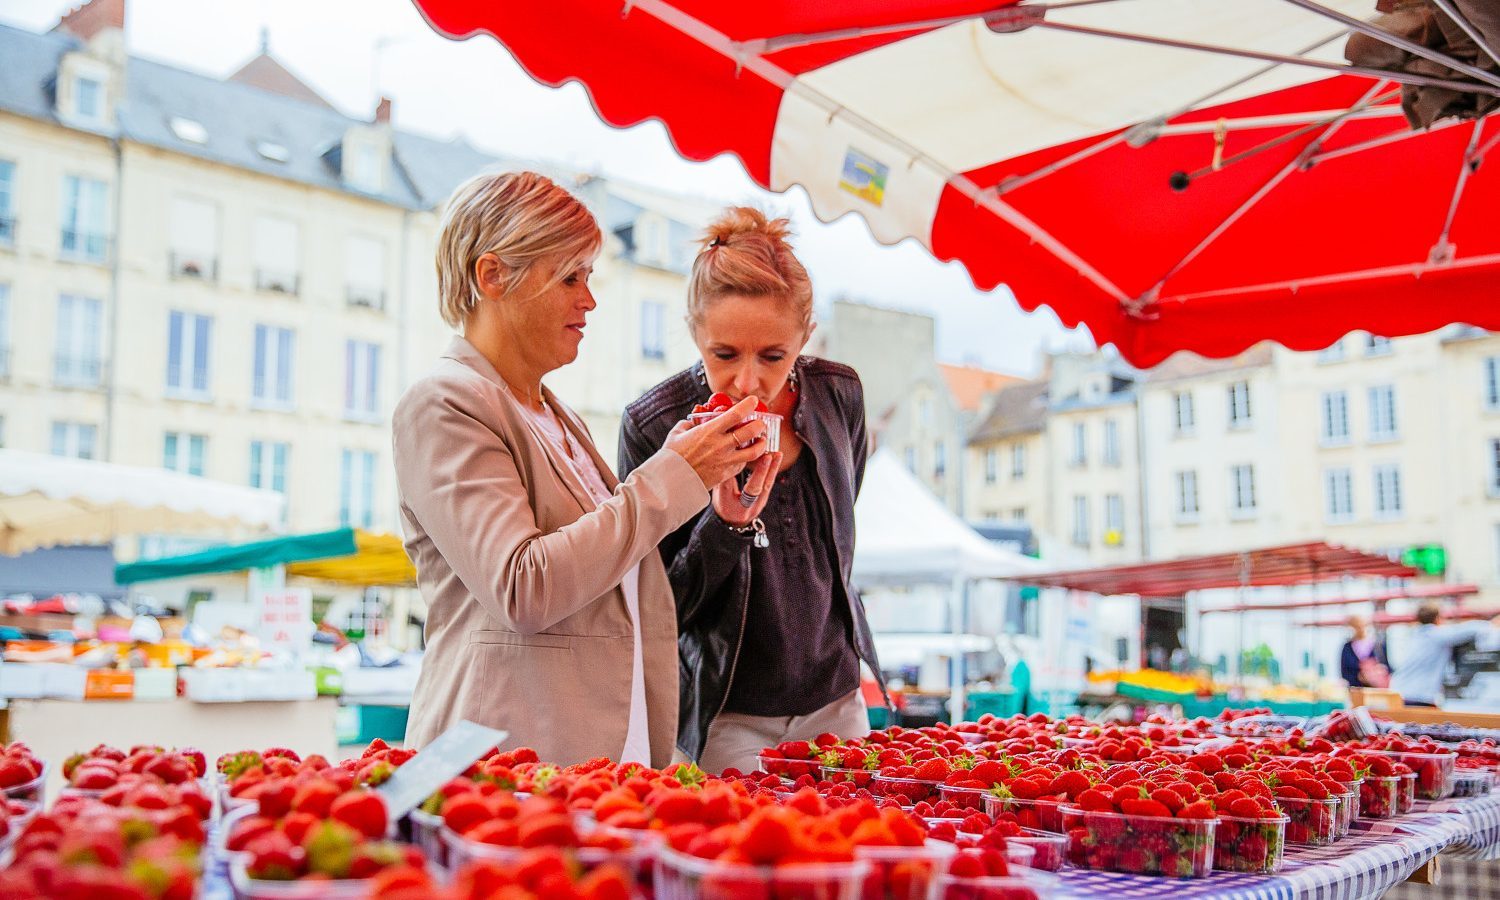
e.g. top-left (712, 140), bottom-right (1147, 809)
top-left (393, 172), bottom-right (767, 765)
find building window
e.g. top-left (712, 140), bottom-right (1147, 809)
top-left (1325, 467), bottom-right (1354, 523)
top-left (1486, 357), bottom-right (1500, 411)
top-left (54, 295), bottom-right (103, 387)
top-left (1102, 419), bottom-right (1121, 466)
top-left (984, 449), bottom-right (998, 484)
top-left (933, 442), bottom-right (946, 479)
top-left (60, 175), bottom-right (108, 262)
top-left (0, 159), bottom-right (14, 246)
top-left (1230, 464), bottom-right (1257, 516)
top-left (904, 446), bottom-right (917, 473)
top-left (1011, 443), bottom-right (1027, 479)
top-left (50, 421), bottom-right (97, 459)
top-left (1174, 470), bottom-right (1200, 521)
top-left (0, 283), bottom-right (9, 378)
top-left (1320, 390), bottom-right (1350, 445)
top-left (345, 234), bottom-right (385, 309)
top-left (1365, 334), bottom-right (1393, 357)
top-left (340, 449), bottom-right (377, 528)
top-left (640, 301), bottom-right (665, 360)
top-left (1490, 439), bottom-right (1500, 496)
top-left (165, 311), bottom-right (212, 399)
top-left (1071, 495), bottom-right (1089, 546)
top-left (168, 196), bottom-right (218, 280)
top-left (1011, 507), bottom-right (1027, 522)
top-left (163, 432), bottom-right (206, 476)
top-left (1369, 385), bottom-right (1398, 441)
top-left (253, 216), bottom-right (300, 294)
top-left (345, 142), bottom-right (383, 193)
top-left (73, 75), bottom-right (102, 122)
top-left (344, 340), bottom-right (381, 420)
top-left (1172, 391), bottom-right (1196, 435)
top-left (918, 397), bottom-right (932, 426)
top-left (1228, 381), bottom-right (1253, 429)
top-left (250, 441), bottom-right (289, 494)
top-left (1373, 464), bottom-right (1403, 518)
top-left (253, 325), bottom-right (295, 408)
top-left (1070, 422), bottom-right (1087, 467)
top-left (1103, 494), bottom-right (1125, 544)
top-left (1318, 338), bottom-right (1346, 363)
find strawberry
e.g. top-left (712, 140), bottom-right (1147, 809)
top-left (1077, 788), bottom-right (1114, 812)
top-left (330, 789), bottom-right (388, 840)
top-left (739, 809), bottom-right (795, 864)
top-left (1149, 788), bottom-right (1185, 815)
top-left (1178, 800), bottom-right (1215, 819)
top-left (914, 758), bottom-right (950, 782)
top-left (1119, 798), bottom-right (1173, 818)
top-left (707, 392), bottom-right (733, 411)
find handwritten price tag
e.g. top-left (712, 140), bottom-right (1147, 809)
top-left (375, 720), bottom-right (507, 819)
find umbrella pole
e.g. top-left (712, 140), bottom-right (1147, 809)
top-left (950, 575), bottom-right (967, 725)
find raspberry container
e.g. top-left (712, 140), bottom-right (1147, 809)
top-left (1059, 806), bottom-right (1217, 878)
top-left (1451, 769), bottom-right (1493, 798)
top-left (934, 869), bottom-right (1058, 900)
top-left (822, 766), bottom-right (878, 788)
top-left (655, 846), bottom-right (867, 900)
top-left (758, 753), bottom-right (820, 781)
top-left (1213, 814), bottom-right (1288, 875)
top-left (1360, 775), bottom-right (1401, 819)
top-left (872, 775), bottom-right (943, 806)
top-left (687, 410), bottom-right (783, 452)
top-left (1397, 772), bottom-right (1417, 814)
top-left (0, 763), bottom-right (46, 805)
top-left (854, 841), bottom-right (955, 900)
top-left (984, 795), bottom-right (1065, 833)
top-left (938, 785), bottom-right (990, 813)
top-left (1370, 749), bottom-right (1456, 801)
top-left (1275, 796), bottom-right (1339, 846)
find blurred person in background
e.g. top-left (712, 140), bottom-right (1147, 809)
top-left (1340, 615), bottom-right (1391, 690)
top-left (394, 172), bottom-right (768, 765)
top-left (1390, 603), bottom-right (1500, 707)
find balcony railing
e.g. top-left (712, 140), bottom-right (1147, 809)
top-left (54, 355), bottom-right (103, 387)
top-left (169, 252), bottom-right (219, 282)
top-left (346, 285), bottom-right (385, 311)
top-left (59, 229), bottom-right (110, 263)
top-left (0, 215), bottom-right (15, 247)
top-left (255, 268), bottom-right (300, 296)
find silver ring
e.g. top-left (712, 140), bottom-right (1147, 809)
top-left (739, 490), bottom-right (759, 508)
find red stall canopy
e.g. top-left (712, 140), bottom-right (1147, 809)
top-left (1005, 541), bottom-right (1417, 597)
top-left (414, 0), bottom-right (1500, 365)
top-left (1202, 582), bottom-right (1479, 614)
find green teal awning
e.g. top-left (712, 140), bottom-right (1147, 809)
top-left (115, 528), bottom-right (360, 585)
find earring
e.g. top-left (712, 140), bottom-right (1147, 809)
top-left (787, 366), bottom-right (799, 394)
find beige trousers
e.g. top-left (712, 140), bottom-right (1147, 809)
top-left (696, 689), bottom-right (869, 775)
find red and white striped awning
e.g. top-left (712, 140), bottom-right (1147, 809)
top-left (412, 0), bottom-right (1500, 366)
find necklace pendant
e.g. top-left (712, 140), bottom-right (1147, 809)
top-left (753, 531), bottom-right (770, 549)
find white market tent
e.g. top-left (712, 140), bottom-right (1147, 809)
top-left (0, 450), bottom-right (285, 555)
top-left (854, 449), bottom-right (1045, 585)
top-left (853, 449), bottom-right (1046, 716)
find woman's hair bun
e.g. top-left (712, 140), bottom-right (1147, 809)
top-left (702, 206), bottom-right (792, 251)
top-left (688, 206), bottom-right (812, 333)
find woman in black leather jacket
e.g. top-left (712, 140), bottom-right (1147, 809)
top-left (618, 207), bottom-right (886, 771)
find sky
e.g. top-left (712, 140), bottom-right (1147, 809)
top-left (3, 0), bottom-right (1092, 375)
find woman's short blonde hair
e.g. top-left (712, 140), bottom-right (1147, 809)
top-left (687, 207), bottom-right (813, 335)
top-left (435, 170), bottom-right (601, 328)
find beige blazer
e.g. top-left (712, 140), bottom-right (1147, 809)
top-left (393, 337), bottom-right (708, 767)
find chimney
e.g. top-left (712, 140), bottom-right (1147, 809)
top-left (54, 0), bottom-right (125, 41)
top-left (374, 96), bottom-right (393, 125)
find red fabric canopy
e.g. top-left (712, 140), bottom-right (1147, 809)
top-left (413, 1), bottom-right (1500, 366)
top-left (1009, 541), bottom-right (1417, 597)
top-left (1201, 582), bottom-right (1479, 614)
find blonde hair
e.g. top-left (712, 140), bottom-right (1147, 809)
top-left (687, 207), bottom-right (813, 335)
top-left (435, 170), bottom-right (601, 328)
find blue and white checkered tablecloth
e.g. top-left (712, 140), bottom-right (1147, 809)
top-left (1415, 793), bottom-right (1500, 861)
top-left (1051, 814), bottom-right (1467, 900)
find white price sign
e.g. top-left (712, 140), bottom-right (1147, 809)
top-left (255, 587), bottom-right (313, 656)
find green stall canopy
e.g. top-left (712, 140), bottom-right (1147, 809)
top-left (115, 528), bottom-right (362, 585)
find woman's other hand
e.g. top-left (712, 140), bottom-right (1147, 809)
top-left (664, 396), bottom-right (770, 491)
top-left (711, 449), bottom-right (784, 526)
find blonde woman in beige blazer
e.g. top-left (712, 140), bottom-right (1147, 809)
top-left (393, 172), bottom-right (772, 767)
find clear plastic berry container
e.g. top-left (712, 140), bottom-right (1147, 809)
top-left (687, 410), bottom-right (782, 452)
top-left (757, 754), bottom-right (820, 781)
top-left (1397, 772), bottom-right (1417, 814)
top-left (654, 846), bottom-right (867, 900)
top-left (1360, 775), bottom-right (1400, 819)
top-left (1210, 715), bottom-right (1307, 739)
top-left (1213, 814), bottom-right (1288, 875)
top-left (1451, 769), bottom-right (1493, 798)
top-left (228, 857), bottom-right (378, 900)
top-left (1370, 749), bottom-right (1456, 801)
top-left (937, 785), bottom-right (990, 813)
top-left (1007, 830), bottom-right (1067, 872)
top-left (822, 766), bottom-right (878, 788)
top-left (934, 869), bottom-right (1058, 900)
top-left (983, 795), bottom-right (1065, 833)
top-left (872, 775), bottom-right (943, 806)
top-left (854, 841), bottom-right (956, 900)
top-left (0, 763), bottom-right (46, 805)
top-left (0, 799), bottom-right (40, 853)
top-left (1333, 785), bottom-right (1357, 837)
top-left (1059, 806), bottom-right (1216, 878)
top-left (442, 826), bottom-right (650, 882)
top-left (1275, 796), bottom-right (1339, 846)
top-left (408, 808), bottom-right (447, 870)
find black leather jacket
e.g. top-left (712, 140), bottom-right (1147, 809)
top-left (618, 357), bottom-right (888, 761)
